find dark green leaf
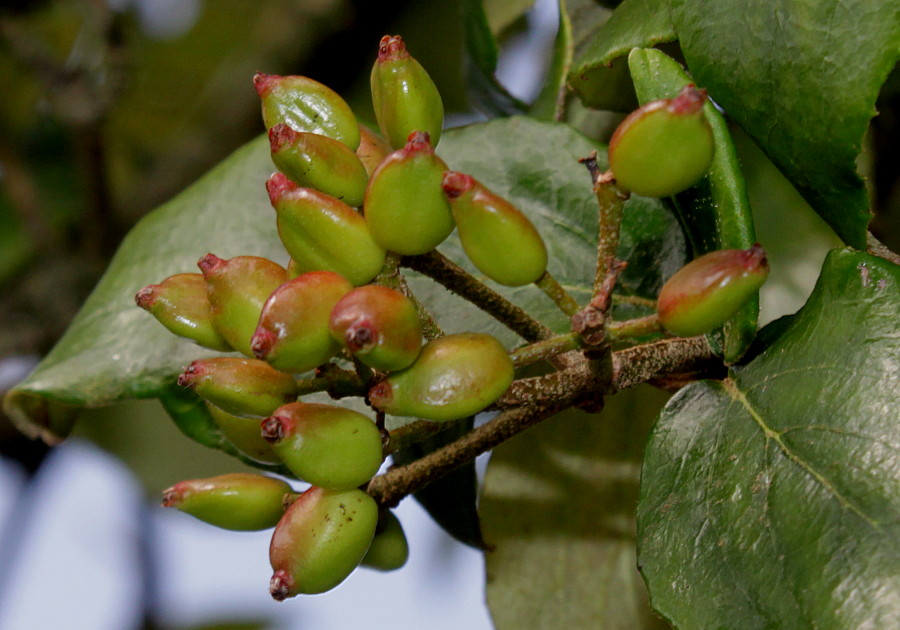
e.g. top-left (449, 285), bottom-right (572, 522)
top-left (568, 0), bottom-right (677, 111)
top-left (627, 47), bottom-right (758, 362)
top-left (482, 386), bottom-right (673, 630)
top-left (638, 248), bottom-right (900, 628)
top-left (4, 135), bottom-right (283, 439)
top-left (669, 0), bottom-right (899, 247)
top-left (462, 0), bottom-right (529, 116)
top-left (5, 118), bottom-right (686, 452)
top-left (392, 418), bottom-right (485, 549)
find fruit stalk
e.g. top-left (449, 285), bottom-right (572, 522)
top-left (533, 271), bottom-right (580, 317)
top-left (508, 332), bottom-right (582, 368)
top-left (403, 250), bottom-right (553, 342)
top-left (580, 152), bottom-right (629, 297)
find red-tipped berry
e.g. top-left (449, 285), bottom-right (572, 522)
top-left (362, 510), bottom-right (409, 572)
top-left (370, 35), bottom-right (444, 149)
top-left (363, 131), bottom-right (454, 255)
top-left (261, 402), bottom-right (383, 490)
top-left (135, 273), bottom-right (231, 351)
top-left (252, 271), bottom-right (353, 374)
top-left (608, 84), bottom-right (714, 198)
top-left (266, 173), bottom-right (385, 286)
top-left (269, 486), bottom-right (378, 598)
top-left (198, 254), bottom-right (287, 357)
top-left (178, 357), bottom-right (299, 418)
top-left (254, 73), bottom-right (360, 150)
top-left (206, 402), bottom-right (281, 464)
top-left (368, 332), bottom-right (514, 422)
top-left (162, 473), bottom-right (292, 531)
top-left (657, 244), bottom-right (770, 337)
top-left (441, 171), bottom-right (548, 286)
top-left (328, 285), bottom-right (422, 371)
top-left (269, 124), bottom-right (368, 207)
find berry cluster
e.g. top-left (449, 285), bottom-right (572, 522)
top-left (137, 35), bottom-right (769, 601)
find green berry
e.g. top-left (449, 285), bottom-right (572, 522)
top-left (441, 171), bottom-right (548, 286)
top-left (135, 273), bottom-right (231, 351)
top-left (251, 271), bottom-right (353, 374)
top-left (269, 123), bottom-right (368, 207)
top-left (206, 402), bottom-right (281, 464)
top-left (254, 73), bottom-right (360, 150)
top-left (177, 357), bottom-right (299, 418)
top-left (269, 486), bottom-right (378, 598)
top-left (368, 332), bottom-right (514, 422)
top-left (198, 254), bottom-right (288, 357)
top-left (370, 35), bottom-right (444, 149)
top-left (328, 285), bottom-right (422, 372)
top-left (657, 244), bottom-right (769, 337)
top-left (162, 473), bottom-right (292, 531)
top-left (266, 173), bottom-right (385, 286)
top-left (608, 84), bottom-right (714, 198)
top-left (361, 510), bottom-right (409, 572)
top-left (261, 402), bottom-right (383, 490)
top-left (363, 131), bottom-right (454, 255)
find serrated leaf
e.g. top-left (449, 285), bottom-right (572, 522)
top-left (568, 0), bottom-right (677, 111)
top-left (482, 386), bottom-right (673, 630)
top-left (669, 0), bottom-right (899, 247)
top-left (638, 248), bottom-right (900, 628)
top-left (627, 47), bottom-right (758, 362)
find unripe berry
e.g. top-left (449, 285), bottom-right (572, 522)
top-left (657, 244), bottom-right (770, 337)
top-left (135, 273), bottom-right (231, 351)
top-left (177, 357), bottom-right (299, 418)
top-left (254, 73), bottom-right (360, 150)
top-left (162, 473), bottom-right (292, 531)
top-left (356, 124), bottom-right (393, 177)
top-left (608, 84), bottom-right (714, 198)
top-left (269, 124), bottom-right (368, 207)
top-left (328, 285), bottom-right (422, 372)
top-left (441, 171), bottom-right (548, 286)
top-left (368, 332), bottom-right (514, 422)
top-left (266, 173), bottom-right (385, 286)
top-left (251, 271), bottom-right (353, 374)
top-left (364, 131), bottom-right (454, 255)
top-left (198, 254), bottom-right (288, 357)
top-left (206, 402), bottom-right (281, 464)
top-left (370, 35), bottom-right (444, 149)
top-left (261, 402), bottom-right (383, 490)
top-left (361, 509), bottom-right (409, 572)
top-left (269, 486), bottom-right (378, 598)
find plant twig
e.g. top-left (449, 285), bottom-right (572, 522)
top-left (509, 332), bottom-right (581, 368)
top-left (378, 252), bottom-right (444, 341)
top-left (607, 314), bottom-right (663, 341)
top-left (403, 250), bottom-right (553, 341)
top-left (534, 271), bottom-right (580, 317)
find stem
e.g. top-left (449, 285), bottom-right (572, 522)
top-left (534, 271), bottom-right (580, 317)
top-left (378, 251), bottom-right (444, 341)
top-left (509, 332), bottom-right (581, 368)
top-left (583, 157), bottom-right (629, 297)
top-left (612, 294), bottom-right (657, 309)
top-left (383, 418), bottom-right (466, 456)
top-left (367, 335), bottom-right (719, 507)
top-left (404, 250), bottom-right (553, 341)
top-left (296, 365), bottom-right (367, 399)
top-left (607, 314), bottom-right (663, 341)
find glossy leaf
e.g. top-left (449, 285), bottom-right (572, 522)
top-left (568, 0), bottom-right (677, 112)
top-left (638, 248), bottom-right (900, 628)
top-left (481, 386), bottom-right (672, 629)
top-left (4, 118), bottom-right (685, 446)
top-left (627, 47), bottom-right (758, 362)
top-left (669, 0), bottom-right (897, 247)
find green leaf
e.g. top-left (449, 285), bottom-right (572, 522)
top-left (481, 386), bottom-right (673, 630)
top-left (462, 0), bottom-right (529, 116)
top-left (483, 0), bottom-right (539, 34)
top-left (4, 135), bottom-right (283, 441)
top-left (638, 248), bottom-right (900, 628)
top-left (429, 116), bottom-right (686, 340)
top-left (627, 47), bottom-right (758, 362)
top-left (568, 0), bottom-right (677, 111)
top-left (392, 418), bottom-right (485, 549)
top-left (529, 0), bottom-right (574, 120)
top-left (4, 117), bottom-right (685, 446)
top-left (669, 0), bottom-right (899, 248)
